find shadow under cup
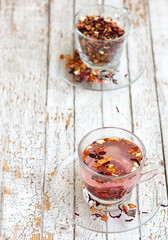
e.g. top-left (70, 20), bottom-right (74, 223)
top-left (74, 5), bottom-right (131, 71)
top-left (78, 127), bottom-right (146, 207)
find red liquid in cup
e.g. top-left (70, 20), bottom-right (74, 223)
top-left (81, 138), bottom-right (142, 201)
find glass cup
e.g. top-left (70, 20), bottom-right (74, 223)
top-left (78, 127), bottom-right (161, 208)
top-left (74, 5), bottom-right (131, 71)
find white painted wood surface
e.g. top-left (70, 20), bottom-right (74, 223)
top-left (0, 0), bottom-right (167, 239)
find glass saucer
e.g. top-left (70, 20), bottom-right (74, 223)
top-left (53, 153), bottom-right (163, 233)
top-left (55, 32), bottom-right (145, 91)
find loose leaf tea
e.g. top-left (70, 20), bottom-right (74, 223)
top-left (76, 16), bottom-right (125, 40)
top-left (127, 209), bottom-right (136, 218)
top-left (91, 213), bottom-right (102, 218)
top-left (161, 204), bottom-right (168, 207)
top-left (122, 204), bottom-right (129, 214)
top-left (90, 202), bottom-right (137, 223)
top-left (125, 219), bottom-right (134, 222)
top-left (76, 16), bottom-right (125, 65)
top-left (128, 203), bottom-right (136, 209)
top-left (82, 137), bottom-right (142, 201)
top-left (60, 51), bottom-right (116, 83)
top-left (101, 214), bottom-right (109, 222)
top-left (90, 205), bottom-right (95, 213)
top-left (109, 212), bottom-right (122, 218)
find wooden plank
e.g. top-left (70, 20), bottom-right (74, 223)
top-left (148, 0), bottom-right (168, 187)
top-left (144, 0), bottom-right (168, 238)
top-left (73, 0), bottom-right (139, 239)
top-left (125, 0), bottom-right (168, 239)
top-left (42, 0), bottom-right (75, 239)
top-left (0, 0), bottom-right (48, 238)
top-left (103, 0), bottom-right (140, 239)
top-left (74, 0), bottom-right (107, 239)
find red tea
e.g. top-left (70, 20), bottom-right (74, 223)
top-left (81, 137), bottom-right (142, 202)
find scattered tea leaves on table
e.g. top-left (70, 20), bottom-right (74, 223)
top-left (90, 205), bottom-right (95, 213)
top-left (161, 204), bottom-right (168, 207)
top-left (101, 215), bottom-right (109, 222)
top-left (127, 209), bottom-right (136, 218)
top-left (125, 219), bottom-right (134, 222)
top-left (60, 51), bottom-right (120, 83)
top-left (128, 203), bottom-right (136, 209)
top-left (109, 212), bottom-right (121, 218)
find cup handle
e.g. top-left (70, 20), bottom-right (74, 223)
top-left (137, 158), bottom-right (163, 184)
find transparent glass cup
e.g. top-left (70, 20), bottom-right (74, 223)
top-left (78, 127), bottom-right (161, 208)
top-left (74, 5), bottom-right (131, 71)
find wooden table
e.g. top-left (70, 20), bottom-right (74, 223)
top-left (0, 0), bottom-right (168, 239)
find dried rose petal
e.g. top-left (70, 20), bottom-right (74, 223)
top-left (132, 146), bottom-right (139, 151)
top-left (127, 209), bottom-right (136, 218)
top-left (94, 146), bottom-right (105, 153)
top-left (99, 208), bottom-right (104, 215)
top-left (161, 204), bottom-right (168, 207)
top-left (125, 219), bottom-right (134, 222)
top-left (113, 79), bottom-right (118, 84)
top-left (98, 156), bottom-right (112, 165)
top-left (95, 153), bottom-right (104, 160)
top-left (122, 204), bottom-right (129, 214)
top-left (109, 138), bottom-right (119, 142)
top-left (83, 150), bottom-right (89, 156)
top-left (109, 212), bottom-right (121, 218)
top-left (130, 158), bottom-right (140, 166)
top-left (60, 54), bottom-right (64, 59)
top-left (116, 106), bottom-right (119, 113)
top-left (128, 203), bottom-right (136, 209)
top-left (128, 149), bottom-right (134, 153)
top-left (91, 213), bottom-right (102, 218)
top-left (108, 166), bottom-right (116, 173)
top-left (98, 151), bottom-right (106, 155)
top-left (101, 215), bottom-right (108, 222)
top-left (89, 153), bottom-right (96, 158)
top-left (92, 163), bottom-right (101, 168)
top-left (90, 205), bottom-right (95, 213)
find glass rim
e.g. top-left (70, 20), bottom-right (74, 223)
top-left (78, 127), bottom-right (146, 180)
top-left (73, 4), bottom-right (131, 43)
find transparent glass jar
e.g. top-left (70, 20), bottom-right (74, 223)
top-left (74, 5), bottom-right (131, 71)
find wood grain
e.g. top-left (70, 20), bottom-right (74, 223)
top-left (104, 0), bottom-right (140, 239)
top-left (0, 0), bottom-right (48, 238)
top-left (148, 0), bottom-right (168, 186)
top-left (74, 0), bottom-right (106, 239)
top-left (42, 0), bottom-right (75, 239)
top-left (125, 0), bottom-right (168, 239)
